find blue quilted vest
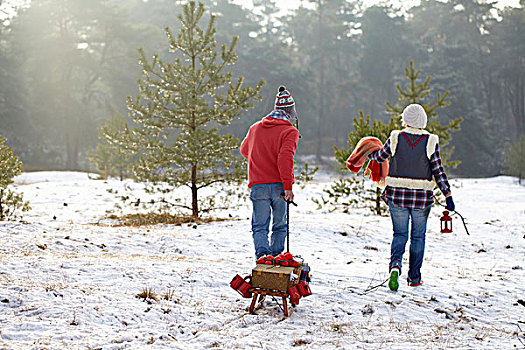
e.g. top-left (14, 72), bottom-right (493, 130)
top-left (389, 132), bottom-right (432, 180)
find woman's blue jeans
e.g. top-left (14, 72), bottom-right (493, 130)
top-left (250, 183), bottom-right (287, 259)
top-left (388, 200), bottom-right (432, 284)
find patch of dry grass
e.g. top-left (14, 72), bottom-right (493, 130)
top-left (293, 338), bottom-right (311, 346)
top-left (136, 287), bottom-right (159, 303)
top-left (161, 288), bottom-right (175, 301)
top-left (99, 212), bottom-right (233, 227)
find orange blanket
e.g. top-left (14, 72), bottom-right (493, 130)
top-left (346, 137), bottom-right (389, 186)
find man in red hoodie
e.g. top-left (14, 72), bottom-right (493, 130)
top-left (240, 86), bottom-right (300, 259)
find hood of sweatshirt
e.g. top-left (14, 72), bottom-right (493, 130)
top-left (261, 117), bottom-right (292, 128)
top-left (261, 110), bottom-right (293, 128)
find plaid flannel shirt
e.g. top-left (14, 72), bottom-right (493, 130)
top-left (266, 109), bottom-right (291, 121)
top-left (368, 138), bottom-right (451, 209)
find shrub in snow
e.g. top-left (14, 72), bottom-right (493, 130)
top-left (312, 175), bottom-right (387, 215)
top-left (503, 134), bottom-right (525, 184)
top-left (294, 162), bottom-right (319, 189)
top-left (0, 136), bottom-right (30, 220)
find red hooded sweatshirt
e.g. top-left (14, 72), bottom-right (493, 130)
top-left (240, 112), bottom-right (299, 190)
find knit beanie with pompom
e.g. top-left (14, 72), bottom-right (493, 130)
top-left (275, 85), bottom-right (297, 120)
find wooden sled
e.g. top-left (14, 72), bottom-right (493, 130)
top-left (248, 287), bottom-right (295, 317)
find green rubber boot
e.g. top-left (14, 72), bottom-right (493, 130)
top-left (389, 269), bottom-right (399, 291)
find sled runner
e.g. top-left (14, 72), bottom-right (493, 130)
top-left (249, 287), bottom-right (294, 317)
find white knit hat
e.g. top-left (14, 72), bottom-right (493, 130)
top-left (402, 104), bottom-right (427, 129)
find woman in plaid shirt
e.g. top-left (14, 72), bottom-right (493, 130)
top-left (368, 104), bottom-right (456, 291)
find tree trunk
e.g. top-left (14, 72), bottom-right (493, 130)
top-left (191, 164), bottom-right (198, 218)
top-left (375, 186), bottom-right (381, 215)
top-left (316, 67), bottom-right (324, 160)
top-left (66, 134), bottom-right (79, 169)
top-left (504, 61), bottom-right (525, 140)
top-left (191, 53), bottom-right (198, 218)
top-left (0, 189), bottom-right (4, 219)
top-left (316, 0), bottom-right (324, 162)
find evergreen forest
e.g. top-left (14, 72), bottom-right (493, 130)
top-left (0, 0), bottom-right (524, 177)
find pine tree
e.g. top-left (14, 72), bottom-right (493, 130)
top-left (334, 110), bottom-right (390, 168)
top-left (125, 1), bottom-right (263, 218)
top-left (333, 111), bottom-right (390, 215)
top-left (89, 113), bottom-right (133, 180)
top-left (335, 61), bottom-right (462, 169)
top-left (385, 60), bottom-right (462, 168)
top-left (503, 135), bottom-right (525, 184)
top-left (0, 136), bottom-right (30, 220)
top-left (329, 61), bottom-right (462, 215)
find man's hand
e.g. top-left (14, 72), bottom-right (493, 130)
top-left (284, 190), bottom-right (294, 202)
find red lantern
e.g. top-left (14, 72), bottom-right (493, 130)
top-left (440, 211), bottom-right (453, 233)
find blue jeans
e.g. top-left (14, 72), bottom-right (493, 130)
top-left (388, 201), bottom-right (432, 284)
top-left (250, 183), bottom-right (287, 259)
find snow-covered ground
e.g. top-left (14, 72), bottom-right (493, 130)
top-left (1, 171), bottom-right (524, 349)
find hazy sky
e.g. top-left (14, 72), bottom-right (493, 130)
top-left (234, 0), bottom-right (521, 11)
top-left (1, 0), bottom-right (520, 20)
top-left (3, 0), bottom-right (522, 13)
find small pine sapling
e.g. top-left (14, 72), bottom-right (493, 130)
top-left (0, 136), bottom-right (30, 220)
top-left (312, 176), bottom-right (364, 213)
top-left (332, 111), bottom-right (389, 215)
top-left (294, 162), bottom-right (319, 189)
top-left (503, 134), bottom-right (525, 184)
